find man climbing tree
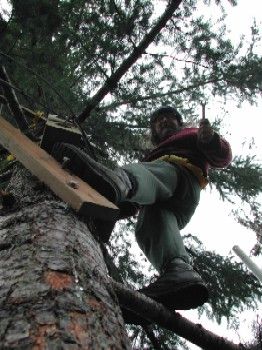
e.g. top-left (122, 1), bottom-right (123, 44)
top-left (1, 0), bottom-right (261, 347)
top-left (51, 105), bottom-right (232, 314)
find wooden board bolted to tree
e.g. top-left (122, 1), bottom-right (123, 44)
top-left (0, 116), bottom-right (119, 221)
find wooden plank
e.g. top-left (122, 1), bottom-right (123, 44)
top-left (0, 116), bottom-right (119, 221)
top-left (40, 115), bottom-right (84, 154)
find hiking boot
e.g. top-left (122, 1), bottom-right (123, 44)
top-left (139, 258), bottom-right (209, 310)
top-left (52, 143), bottom-right (134, 203)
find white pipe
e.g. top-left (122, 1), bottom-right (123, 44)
top-left (233, 245), bottom-right (262, 284)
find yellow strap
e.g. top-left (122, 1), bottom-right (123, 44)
top-left (156, 154), bottom-right (209, 189)
top-left (29, 110), bottom-right (45, 128)
top-left (6, 154), bottom-right (15, 161)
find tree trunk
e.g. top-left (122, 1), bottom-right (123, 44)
top-left (0, 166), bottom-right (130, 349)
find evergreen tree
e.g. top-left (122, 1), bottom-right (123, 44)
top-left (0, 0), bottom-right (261, 348)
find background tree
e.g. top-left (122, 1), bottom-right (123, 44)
top-left (0, 0), bottom-right (261, 348)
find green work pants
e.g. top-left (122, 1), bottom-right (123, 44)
top-left (123, 160), bottom-right (201, 273)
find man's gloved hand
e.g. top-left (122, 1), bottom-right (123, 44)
top-left (197, 118), bottom-right (214, 143)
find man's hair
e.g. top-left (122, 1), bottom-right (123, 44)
top-left (150, 106), bottom-right (183, 145)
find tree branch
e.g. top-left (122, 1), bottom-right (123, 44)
top-left (0, 76), bottom-right (59, 116)
top-left (0, 51), bottom-right (75, 117)
top-left (101, 77), bottom-right (223, 112)
top-left (101, 246), bottom-right (167, 350)
top-left (111, 280), bottom-right (245, 350)
top-left (143, 51), bottom-right (210, 69)
top-left (0, 65), bottom-right (29, 132)
top-left (77, 0), bottom-right (183, 124)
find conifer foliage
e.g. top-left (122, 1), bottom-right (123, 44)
top-left (0, 0), bottom-right (261, 348)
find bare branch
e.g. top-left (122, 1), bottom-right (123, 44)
top-left (0, 51), bottom-right (75, 117)
top-left (0, 65), bottom-right (29, 132)
top-left (101, 77), bottom-right (223, 111)
top-left (77, 0), bottom-right (183, 124)
top-left (143, 51), bottom-right (210, 69)
top-left (0, 76), bottom-right (57, 115)
top-left (112, 280), bottom-right (244, 350)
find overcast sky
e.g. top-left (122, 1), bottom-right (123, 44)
top-left (181, 1), bottom-right (262, 348)
top-left (185, 0), bottom-right (262, 282)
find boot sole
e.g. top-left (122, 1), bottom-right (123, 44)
top-left (52, 143), bottom-right (118, 203)
top-left (122, 282), bottom-right (208, 325)
top-left (140, 281), bottom-right (209, 310)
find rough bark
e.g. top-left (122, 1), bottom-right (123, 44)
top-left (0, 166), bottom-right (130, 349)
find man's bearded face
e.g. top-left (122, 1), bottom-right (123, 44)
top-left (152, 113), bottom-right (181, 143)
